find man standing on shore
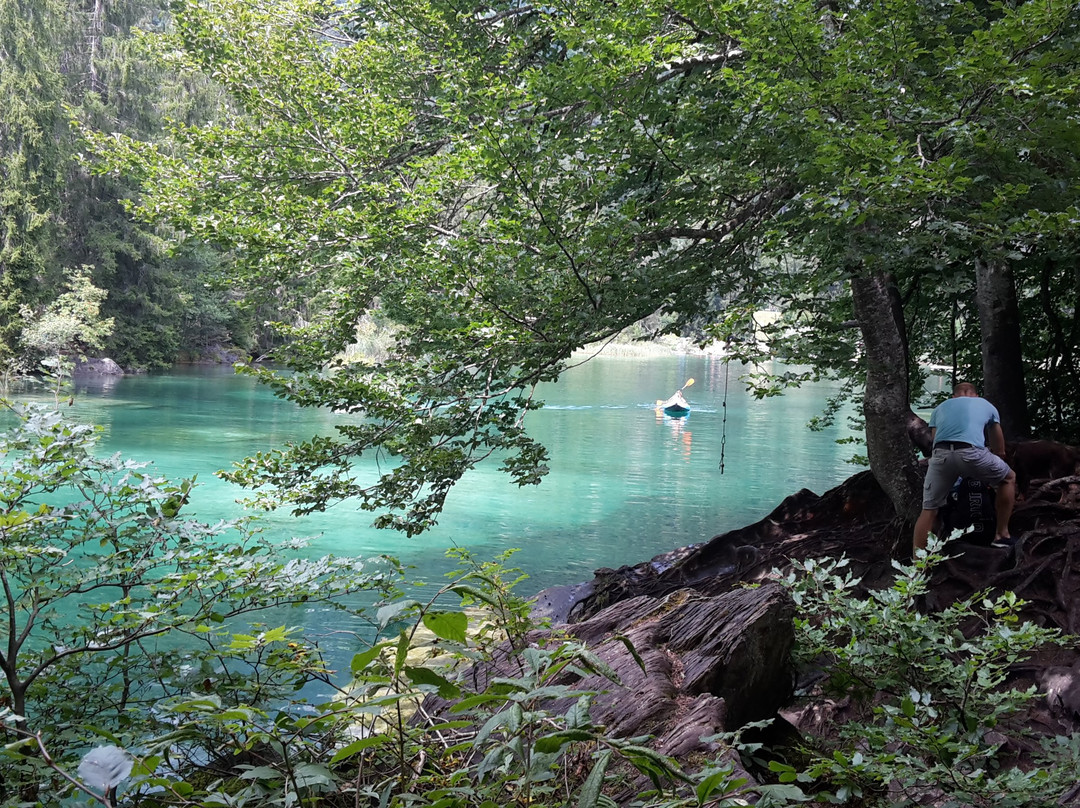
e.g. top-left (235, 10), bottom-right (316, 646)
top-left (912, 382), bottom-right (1017, 553)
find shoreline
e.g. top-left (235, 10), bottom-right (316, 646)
top-left (572, 335), bottom-right (729, 360)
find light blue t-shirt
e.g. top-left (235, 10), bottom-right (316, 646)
top-left (929, 397), bottom-right (1001, 448)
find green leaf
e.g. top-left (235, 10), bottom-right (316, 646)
top-left (566, 694), bottom-right (593, 729)
top-left (754, 783), bottom-right (809, 803)
top-left (578, 749), bottom-right (612, 808)
top-left (376, 599), bottom-right (419, 630)
top-left (533, 729), bottom-right (596, 753)
top-left (619, 744), bottom-right (684, 789)
top-left (405, 665), bottom-right (461, 698)
top-left (450, 693), bottom-right (507, 713)
top-left (351, 643), bottom-right (389, 675)
top-left (394, 630), bottom-right (409, 675)
top-left (448, 583), bottom-right (502, 610)
top-left (423, 610), bottom-right (468, 643)
top-left (330, 734), bottom-right (392, 764)
top-left (902, 695), bottom-right (916, 717)
top-left (695, 765), bottom-right (736, 804)
top-left (612, 633), bottom-right (646, 674)
top-left (260, 626), bottom-right (290, 643)
top-left (473, 709), bottom-right (511, 748)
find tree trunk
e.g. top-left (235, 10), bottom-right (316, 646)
top-left (87, 0), bottom-right (105, 95)
top-left (975, 257), bottom-right (1029, 439)
top-left (851, 270), bottom-right (923, 522)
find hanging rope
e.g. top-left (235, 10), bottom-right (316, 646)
top-left (718, 359), bottom-right (729, 474)
top-left (951, 296), bottom-right (958, 388)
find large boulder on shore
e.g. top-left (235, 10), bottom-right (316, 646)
top-left (563, 583), bottom-right (795, 735)
top-left (73, 357), bottom-right (123, 376)
top-left (421, 582), bottom-right (795, 792)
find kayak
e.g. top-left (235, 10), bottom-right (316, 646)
top-left (657, 379), bottom-right (694, 417)
top-left (663, 404), bottom-right (690, 417)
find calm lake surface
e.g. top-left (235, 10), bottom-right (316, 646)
top-left (44, 355), bottom-right (862, 663)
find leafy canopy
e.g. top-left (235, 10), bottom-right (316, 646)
top-left (91, 0), bottom-right (1080, 531)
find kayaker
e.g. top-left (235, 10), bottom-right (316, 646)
top-left (659, 390), bottom-right (689, 410)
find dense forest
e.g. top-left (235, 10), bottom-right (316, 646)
top-left (0, 0), bottom-right (280, 374)
top-left (2, 0), bottom-right (1080, 804)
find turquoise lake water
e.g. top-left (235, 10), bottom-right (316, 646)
top-left (59, 355), bottom-right (863, 584)
top-left (19, 355), bottom-right (864, 663)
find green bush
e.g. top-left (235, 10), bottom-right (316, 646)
top-left (0, 400), bottom-right (401, 804)
top-left (774, 544), bottom-right (1080, 807)
top-left (135, 548), bottom-right (804, 808)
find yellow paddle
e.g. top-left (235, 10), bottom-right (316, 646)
top-left (656, 378), bottom-right (695, 407)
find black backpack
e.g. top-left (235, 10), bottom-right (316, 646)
top-left (940, 477), bottom-right (996, 545)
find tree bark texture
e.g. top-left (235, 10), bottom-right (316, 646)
top-left (851, 270), bottom-right (923, 522)
top-left (975, 257), bottom-right (1030, 439)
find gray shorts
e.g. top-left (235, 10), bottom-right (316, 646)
top-left (922, 446), bottom-right (1011, 509)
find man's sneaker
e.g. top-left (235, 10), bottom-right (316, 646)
top-left (991, 536), bottom-right (1016, 549)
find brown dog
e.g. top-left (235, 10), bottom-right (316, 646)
top-left (1006, 440), bottom-right (1080, 496)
